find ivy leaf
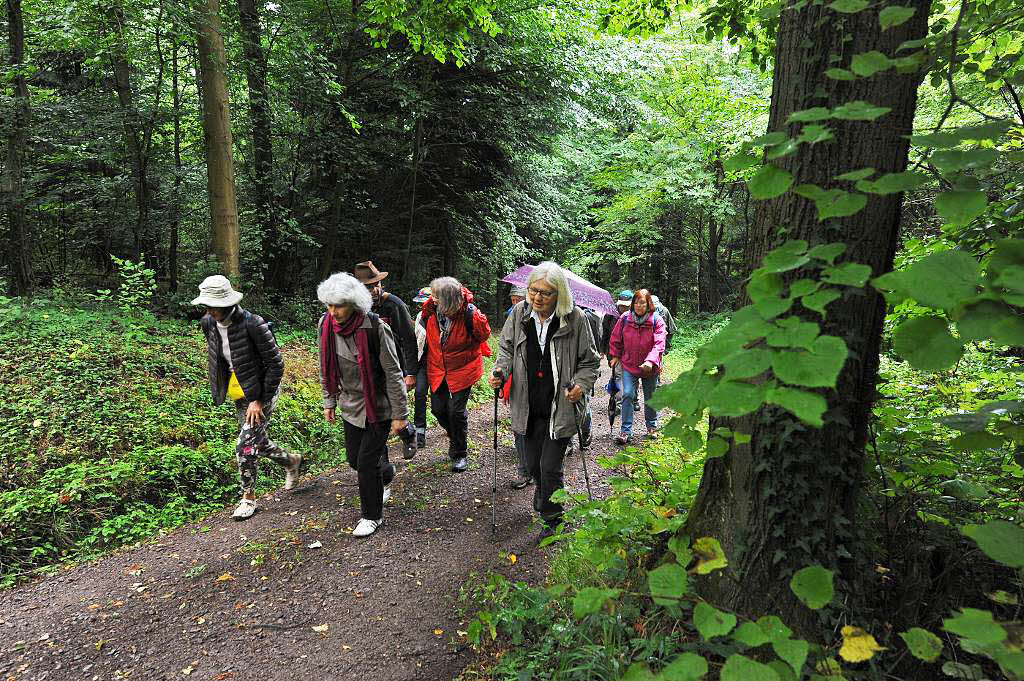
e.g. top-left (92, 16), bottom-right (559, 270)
top-left (572, 587), bottom-right (620, 617)
top-left (767, 386), bottom-right (828, 426)
top-left (822, 262), bottom-right (872, 287)
top-left (942, 608), bottom-right (1007, 644)
top-left (748, 166), bottom-right (794, 199)
top-left (839, 626), bottom-right (886, 662)
top-left (850, 51), bottom-right (894, 77)
top-left (900, 250), bottom-right (980, 309)
top-left (789, 565), bottom-right (834, 609)
top-left (734, 621), bottom-right (771, 647)
top-left (899, 628), bottom-right (943, 662)
top-left (761, 240), bottom-right (809, 273)
top-left (771, 335), bottom-right (848, 388)
top-left (801, 289), bottom-right (841, 315)
top-left (648, 563), bottom-right (688, 605)
top-left (692, 537), bottom-right (728, 574)
top-left (660, 653), bottom-right (708, 681)
top-left (786, 107), bottom-right (831, 123)
top-left (879, 5), bottom-right (916, 29)
top-left (720, 654), bottom-right (780, 681)
top-left (693, 601), bottom-right (737, 640)
top-left (830, 101), bottom-right (892, 120)
top-left (961, 521), bottom-right (1024, 568)
top-left (773, 638), bottom-right (809, 676)
top-left (892, 315), bottom-right (963, 371)
top-left (936, 190), bottom-right (988, 227)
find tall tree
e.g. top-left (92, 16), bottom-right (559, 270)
top-left (196, 0), bottom-right (240, 279)
top-left (684, 0), bottom-right (931, 632)
top-left (2, 0), bottom-right (32, 295)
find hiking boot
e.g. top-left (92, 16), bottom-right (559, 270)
top-left (232, 498), bottom-right (256, 521)
top-left (284, 454), bottom-right (303, 490)
top-left (614, 433), bottom-right (630, 446)
top-left (511, 475), bottom-right (532, 489)
top-left (416, 432), bottom-right (426, 448)
top-left (402, 435), bottom-right (417, 461)
top-left (451, 456), bottom-right (469, 472)
top-left (352, 518), bottom-right (382, 537)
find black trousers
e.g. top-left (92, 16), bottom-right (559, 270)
top-left (343, 419), bottom-right (395, 521)
top-left (430, 379), bottom-right (471, 459)
top-left (523, 415), bottom-right (570, 527)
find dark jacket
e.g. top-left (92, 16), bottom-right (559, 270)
top-left (374, 293), bottom-right (417, 377)
top-left (600, 311), bottom-right (622, 356)
top-left (201, 306), bottom-right (284, 406)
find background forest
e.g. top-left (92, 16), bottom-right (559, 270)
top-left (4, 0), bottom-right (1024, 679)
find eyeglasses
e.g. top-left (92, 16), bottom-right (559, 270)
top-left (527, 287), bottom-right (556, 300)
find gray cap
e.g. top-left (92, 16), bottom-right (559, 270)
top-left (510, 286), bottom-right (527, 298)
top-left (191, 275), bottom-right (243, 307)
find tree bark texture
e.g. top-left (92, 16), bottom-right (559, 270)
top-left (684, 0), bottom-right (931, 635)
top-left (3, 0), bottom-right (32, 295)
top-left (169, 24), bottom-right (181, 292)
top-left (196, 0), bottom-right (240, 279)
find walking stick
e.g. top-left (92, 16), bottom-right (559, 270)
top-left (492, 379), bottom-right (499, 537)
top-left (565, 382), bottom-right (593, 501)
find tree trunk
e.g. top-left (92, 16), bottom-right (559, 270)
top-left (684, 0), bottom-right (930, 636)
top-left (237, 0), bottom-right (280, 287)
top-left (196, 0), bottom-right (240, 279)
top-left (2, 0), bottom-right (32, 295)
top-left (169, 22), bottom-right (181, 292)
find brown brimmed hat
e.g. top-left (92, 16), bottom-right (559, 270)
top-left (354, 261), bottom-right (388, 284)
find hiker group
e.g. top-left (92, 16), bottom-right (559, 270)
top-left (191, 260), bottom-right (672, 542)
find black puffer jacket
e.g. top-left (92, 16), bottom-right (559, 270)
top-left (200, 306), bottom-right (284, 406)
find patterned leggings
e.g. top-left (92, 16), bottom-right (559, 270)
top-left (234, 395), bottom-right (292, 495)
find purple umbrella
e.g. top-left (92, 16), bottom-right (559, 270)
top-left (501, 264), bottom-right (617, 315)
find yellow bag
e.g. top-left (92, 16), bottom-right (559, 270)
top-left (227, 371), bottom-right (245, 401)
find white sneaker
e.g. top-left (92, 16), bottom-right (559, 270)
top-left (284, 454), bottom-right (303, 490)
top-left (232, 498), bottom-right (256, 520)
top-left (352, 518), bottom-right (382, 537)
top-left (382, 484), bottom-right (392, 504)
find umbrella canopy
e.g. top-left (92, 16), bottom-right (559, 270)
top-left (501, 264), bottom-right (617, 315)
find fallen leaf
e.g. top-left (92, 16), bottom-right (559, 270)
top-left (341, 645), bottom-right (352, 651)
top-left (123, 564), bottom-right (144, 576)
top-left (839, 625), bottom-right (886, 663)
top-left (216, 573), bottom-right (236, 582)
top-left (196, 617), bottom-right (206, 625)
top-left (507, 553), bottom-right (517, 565)
top-left (307, 541), bottom-right (323, 549)
top-left (212, 673), bottom-right (235, 681)
top-left (465, 517), bottom-right (474, 523)
top-left (434, 629), bottom-right (444, 636)
top-left (312, 624), bottom-right (329, 633)
top-left (181, 665), bottom-right (194, 676)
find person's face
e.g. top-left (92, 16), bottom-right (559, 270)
top-left (527, 280), bottom-right (558, 317)
top-left (205, 306), bottom-right (232, 323)
top-left (365, 282), bottom-right (382, 303)
top-left (326, 303), bottom-right (354, 323)
top-left (633, 297), bottom-right (649, 316)
top-left (510, 295), bottom-right (525, 305)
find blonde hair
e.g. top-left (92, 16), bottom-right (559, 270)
top-left (528, 261), bottom-right (574, 317)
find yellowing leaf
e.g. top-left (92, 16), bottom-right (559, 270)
top-left (507, 553), bottom-right (517, 564)
top-left (311, 624), bottom-right (328, 633)
top-left (216, 572), bottom-right (236, 582)
top-left (433, 629), bottom-right (444, 635)
top-left (839, 625), bottom-right (886, 662)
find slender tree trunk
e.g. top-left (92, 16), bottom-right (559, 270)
top-left (2, 0), bottom-right (32, 295)
top-left (684, 0), bottom-right (930, 636)
top-left (196, 0), bottom-right (240, 279)
top-left (237, 0), bottom-right (280, 287)
top-left (169, 21), bottom-right (181, 292)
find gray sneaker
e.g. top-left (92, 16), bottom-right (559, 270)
top-left (232, 498), bottom-right (256, 520)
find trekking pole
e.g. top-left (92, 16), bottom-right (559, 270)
top-left (564, 382), bottom-right (593, 501)
top-left (491, 370), bottom-right (501, 537)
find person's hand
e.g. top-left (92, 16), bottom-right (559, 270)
top-left (324, 407), bottom-right (336, 422)
top-left (565, 384), bottom-right (584, 403)
top-left (245, 400), bottom-right (264, 427)
top-left (640, 361), bottom-right (654, 374)
top-left (390, 419), bottom-right (408, 436)
top-left (488, 371), bottom-right (504, 389)
top-left (404, 375), bottom-right (416, 390)
top-left (609, 357), bottom-right (619, 368)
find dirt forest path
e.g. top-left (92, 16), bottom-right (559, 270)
top-left (0, 363), bottom-right (652, 681)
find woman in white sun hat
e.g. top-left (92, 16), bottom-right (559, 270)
top-left (192, 275), bottom-right (302, 521)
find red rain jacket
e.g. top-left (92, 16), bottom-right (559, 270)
top-left (422, 286), bottom-right (492, 394)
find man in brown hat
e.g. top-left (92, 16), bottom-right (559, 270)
top-left (354, 261), bottom-right (418, 459)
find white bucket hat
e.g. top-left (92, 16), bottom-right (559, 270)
top-left (191, 275), bottom-right (243, 307)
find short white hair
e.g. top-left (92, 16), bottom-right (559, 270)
top-left (528, 261), bottom-right (573, 317)
top-left (317, 272), bottom-right (372, 314)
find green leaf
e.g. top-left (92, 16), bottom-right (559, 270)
top-left (748, 166), bottom-right (794, 200)
top-left (899, 628), bottom-right (943, 662)
top-left (807, 242), bottom-right (846, 264)
top-left (936, 190), bottom-right (988, 227)
top-left (956, 301), bottom-right (1024, 346)
top-left (648, 563), bottom-right (688, 605)
top-left (822, 262), bottom-right (872, 287)
top-left (786, 107), bottom-right (831, 123)
top-left (790, 279), bottom-right (821, 297)
top-left (622, 662), bottom-right (656, 681)
top-left (850, 51), bottom-right (894, 77)
top-left (723, 349), bottom-right (772, 380)
top-left (766, 318), bottom-right (820, 350)
top-left (756, 616), bottom-right (794, 643)
top-left (668, 535), bottom-right (693, 568)
top-left (773, 638), bottom-right (809, 676)
top-left (834, 168), bottom-right (875, 182)
top-left (692, 537), bottom-right (728, 574)
top-left (931, 148), bottom-right (999, 173)
top-left (705, 436), bottom-right (729, 458)
top-left (761, 240), bottom-right (810, 273)
top-left (767, 387), bottom-right (828, 426)
top-left (767, 139), bottom-right (801, 161)
top-left (748, 271), bottom-right (784, 302)
top-left (828, 0), bottom-right (869, 11)
top-left (725, 152), bottom-right (760, 172)
top-left (572, 587), bottom-right (620, 617)
top-left (825, 68), bottom-right (855, 81)
top-left (750, 132), bottom-right (788, 147)
top-left (771, 335), bottom-right (848, 388)
top-left (949, 431), bottom-right (1004, 453)
top-left (693, 601), bottom-right (738, 640)
top-left (879, 5), bottom-right (916, 29)
top-left (801, 289), bottom-right (841, 315)
top-left (942, 608), bottom-right (1007, 644)
top-left (961, 521), bottom-right (1024, 568)
top-left (855, 171), bottom-right (930, 195)
top-left (989, 239), bottom-right (1024, 278)
top-left (892, 315), bottom-right (963, 371)
top-left (901, 250), bottom-right (980, 309)
top-left (992, 265), bottom-right (1024, 307)
top-left (734, 621), bottom-right (771, 647)
top-left (660, 653), bottom-right (708, 681)
top-left (814, 190), bottom-right (869, 220)
top-left (789, 565), bottom-right (834, 609)
top-left (830, 101), bottom-right (892, 121)
top-left (707, 380), bottom-right (769, 418)
top-left (720, 654), bottom-right (780, 681)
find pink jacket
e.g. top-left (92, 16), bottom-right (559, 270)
top-left (609, 312), bottom-right (667, 377)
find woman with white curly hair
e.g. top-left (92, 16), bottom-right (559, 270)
top-left (318, 272), bottom-right (409, 537)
